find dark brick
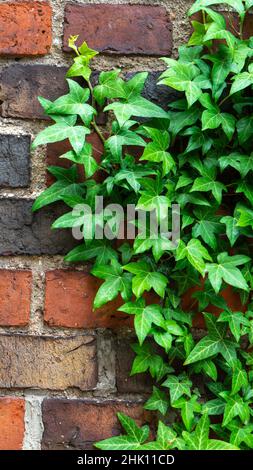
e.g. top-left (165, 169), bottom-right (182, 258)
top-left (0, 134), bottom-right (30, 188)
top-left (0, 199), bottom-right (77, 255)
top-left (0, 334), bottom-right (97, 391)
top-left (135, 71), bottom-right (181, 110)
top-left (0, 65), bottom-right (68, 120)
top-left (116, 338), bottom-right (152, 394)
top-left (0, 65), bottom-right (176, 120)
top-left (63, 4), bottom-right (172, 56)
top-left (42, 399), bottom-right (154, 449)
top-left (0, 65), bottom-right (105, 122)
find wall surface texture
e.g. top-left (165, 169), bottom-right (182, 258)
top-left (0, 0), bottom-right (195, 450)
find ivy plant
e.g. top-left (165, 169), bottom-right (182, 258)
top-left (32, 0), bottom-right (253, 451)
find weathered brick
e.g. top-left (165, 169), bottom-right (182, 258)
top-left (0, 334), bottom-right (97, 390)
top-left (0, 2), bottom-right (52, 56)
top-left (0, 65), bottom-right (175, 120)
top-left (0, 134), bottom-right (30, 188)
top-left (0, 398), bottom-right (25, 450)
top-left (42, 399), bottom-right (154, 449)
top-left (0, 270), bottom-right (31, 326)
top-left (44, 270), bottom-right (132, 329)
top-left (63, 4), bottom-right (172, 56)
top-left (0, 199), bottom-right (77, 255)
top-left (0, 65), bottom-right (68, 120)
top-left (116, 338), bottom-right (152, 394)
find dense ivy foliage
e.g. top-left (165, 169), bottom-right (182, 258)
top-left (32, 0), bottom-right (253, 450)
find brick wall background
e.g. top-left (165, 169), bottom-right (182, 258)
top-left (0, 0), bottom-right (193, 450)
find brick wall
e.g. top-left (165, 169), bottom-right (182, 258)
top-left (0, 0), bottom-right (193, 450)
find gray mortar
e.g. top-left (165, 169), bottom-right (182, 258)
top-left (23, 396), bottom-right (44, 450)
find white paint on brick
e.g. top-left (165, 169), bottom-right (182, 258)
top-left (23, 396), bottom-right (44, 450)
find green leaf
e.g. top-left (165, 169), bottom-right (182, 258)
top-left (162, 374), bottom-right (192, 403)
top-left (123, 262), bottom-right (168, 298)
top-left (188, 1), bottom-right (244, 17)
top-left (64, 241), bottom-right (118, 264)
top-left (105, 96), bottom-right (168, 127)
top-left (176, 239), bottom-right (212, 275)
top-left (191, 176), bottom-right (227, 204)
top-left (47, 79), bottom-right (96, 125)
top-left (220, 216), bottom-right (240, 247)
top-left (144, 387), bottom-right (169, 415)
top-left (206, 254), bottom-right (250, 293)
top-left (185, 313), bottom-right (238, 365)
top-left (156, 421), bottom-right (177, 449)
top-left (91, 261), bottom-right (131, 308)
top-left (237, 115), bottom-right (253, 144)
top-left (95, 435), bottom-right (142, 450)
top-left (117, 413), bottom-right (149, 443)
top-left (32, 123), bottom-right (91, 155)
top-left (32, 182), bottom-right (81, 211)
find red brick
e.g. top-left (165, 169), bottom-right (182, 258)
top-left (42, 398), bottom-right (154, 449)
top-left (0, 270), bottom-right (32, 326)
top-left (63, 4), bottom-right (172, 56)
top-left (44, 270), bottom-right (132, 329)
top-left (0, 397), bottom-right (25, 450)
top-left (46, 133), bottom-right (106, 186)
top-left (182, 284), bottom-right (245, 329)
top-left (0, 2), bottom-right (52, 56)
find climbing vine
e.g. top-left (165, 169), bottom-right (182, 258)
top-left (32, 0), bottom-right (253, 450)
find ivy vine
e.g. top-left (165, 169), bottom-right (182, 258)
top-left (32, 0), bottom-right (253, 451)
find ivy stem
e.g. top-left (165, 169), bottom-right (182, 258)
top-left (239, 13), bottom-right (245, 40)
top-left (88, 79), bottom-right (106, 145)
top-left (219, 94), bottom-right (230, 107)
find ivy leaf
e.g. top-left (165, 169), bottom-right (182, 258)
top-left (130, 343), bottom-right (153, 375)
top-left (91, 260), bottom-right (132, 308)
top-left (123, 261), bottom-right (168, 298)
top-left (182, 413), bottom-right (209, 450)
top-left (188, 1), bottom-right (244, 17)
top-left (206, 253), bottom-right (250, 293)
top-left (218, 310), bottom-right (249, 342)
top-left (230, 65), bottom-right (253, 96)
top-left (64, 241), bottom-right (118, 264)
top-left (219, 152), bottom-right (253, 178)
top-left (117, 413), bottom-right (149, 444)
top-left (156, 421), bottom-right (177, 449)
top-left (93, 70), bottom-right (125, 105)
top-left (32, 123), bottom-right (91, 155)
top-left (203, 398), bottom-right (225, 416)
top-left (120, 301), bottom-right (165, 345)
top-left (173, 395), bottom-right (202, 431)
top-left (176, 239), bottom-right (212, 275)
top-left (95, 436), bottom-right (142, 450)
top-left (105, 96), bottom-right (168, 127)
top-left (237, 115), bottom-right (253, 144)
top-left (47, 79), bottom-right (96, 125)
top-left (222, 395), bottom-right (250, 427)
top-left (185, 313), bottom-right (238, 365)
top-left (144, 387), bottom-right (169, 415)
top-left (231, 365), bottom-right (248, 395)
top-left (162, 374), bottom-right (192, 404)
top-left (32, 181), bottom-right (81, 211)
top-left (236, 205), bottom-right (253, 228)
top-left (220, 216), bottom-right (240, 247)
top-left (191, 176), bottom-right (227, 204)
